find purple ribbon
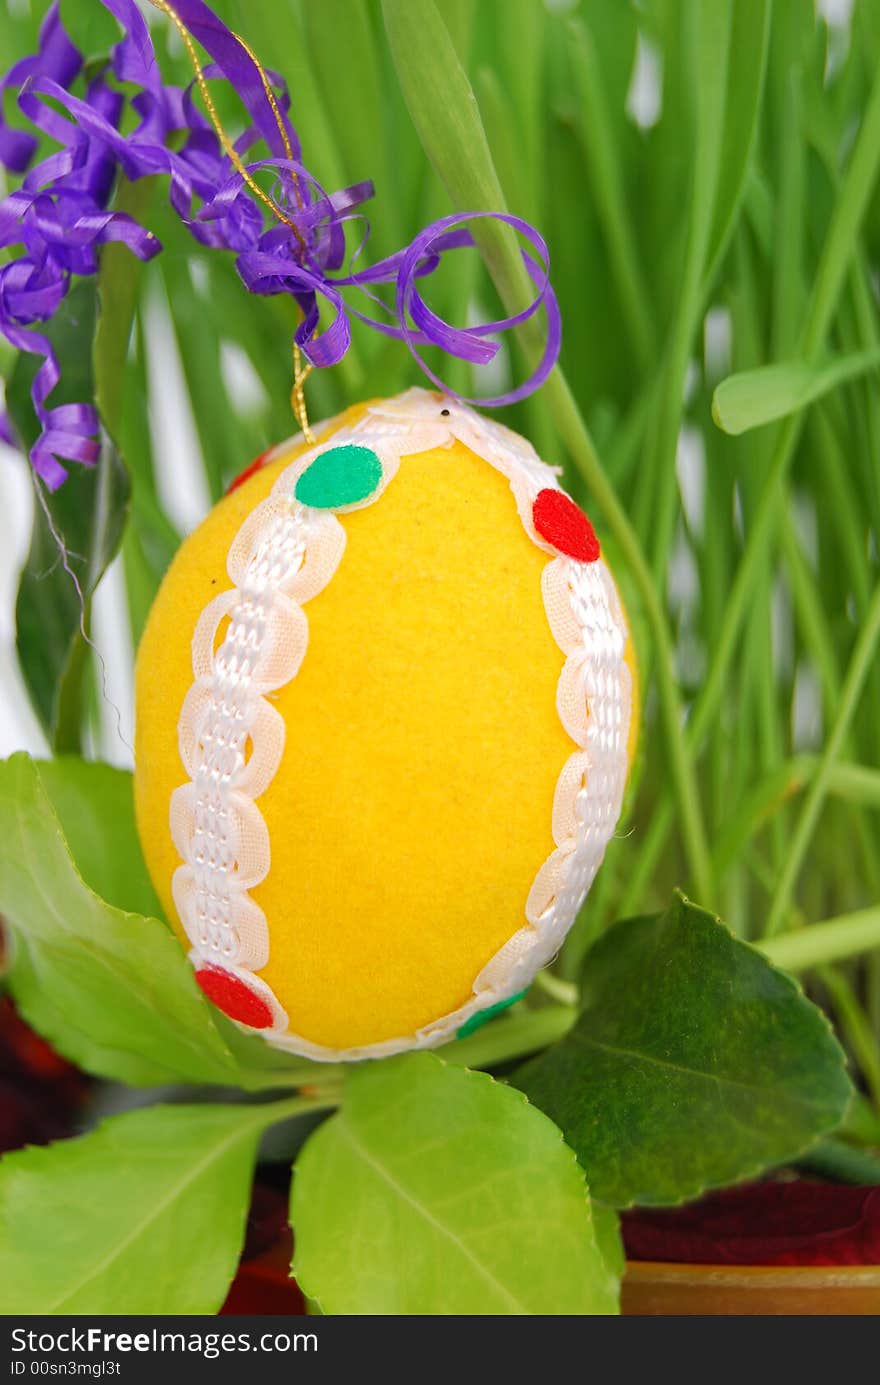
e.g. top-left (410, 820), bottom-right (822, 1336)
top-left (0, 0), bottom-right (560, 489)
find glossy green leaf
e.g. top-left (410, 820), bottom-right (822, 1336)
top-left (6, 282), bottom-right (130, 749)
top-left (0, 1103), bottom-right (270, 1314)
top-left (35, 757), bottom-right (162, 919)
top-left (291, 1052), bottom-right (617, 1315)
top-left (514, 895), bottom-right (852, 1208)
top-left (0, 753), bottom-right (241, 1087)
top-left (712, 348), bottom-right (880, 434)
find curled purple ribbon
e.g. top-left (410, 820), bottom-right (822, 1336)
top-left (0, 0), bottom-right (560, 489)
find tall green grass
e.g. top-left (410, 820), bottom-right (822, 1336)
top-left (2, 0), bottom-right (880, 1102)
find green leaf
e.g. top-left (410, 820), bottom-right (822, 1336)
top-left (35, 757), bottom-right (163, 919)
top-left (0, 1103), bottom-right (269, 1314)
top-left (0, 753), bottom-right (242, 1087)
top-left (712, 348), bottom-right (880, 434)
top-left (513, 895), bottom-right (852, 1208)
top-left (6, 282), bottom-right (130, 749)
top-left (291, 1052), bottom-right (617, 1315)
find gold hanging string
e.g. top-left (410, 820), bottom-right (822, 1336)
top-left (291, 341), bottom-right (313, 442)
top-left (149, 0), bottom-right (315, 441)
top-left (234, 32), bottom-right (305, 215)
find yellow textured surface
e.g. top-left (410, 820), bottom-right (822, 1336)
top-left (134, 403), bottom-right (638, 1049)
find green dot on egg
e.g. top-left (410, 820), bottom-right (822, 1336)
top-left (456, 989), bottom-right (527, 1038)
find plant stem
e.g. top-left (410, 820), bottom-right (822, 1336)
top-left (759, 906), bottom-right (880, 973)
top-left (250, 1091), bottom-right (337, 1124)
top-left (817, 964), bottom-right (880, 1110)
top-left (796, 1138), bottom-right (880, 1186)
top-left (532, 970), bottom-right (579, 1007)
top-left (243, 1004), bottom-right (577, 1101)
top-left (841, 1092), bottom-right (880, 1147)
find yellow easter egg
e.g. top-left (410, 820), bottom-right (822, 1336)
top-left (134, 389), bottom-right (637, 1060)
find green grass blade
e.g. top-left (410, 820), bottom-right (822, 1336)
top-left (713, 348), bottom-right (880, 435)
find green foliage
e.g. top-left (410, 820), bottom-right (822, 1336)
top-left (5, 283), bottom-right (129, 751)
top-left (713, 351), bottom-right (880, 435)
top-left (702, 0), bottom-right (771, 288)
top-left (0, 752), bottom-right (338, 1092)
top-left (0, 1103), bottom-right (271, 1314)
top-left (34, 756), bottom-right (162, 918)
top-left (514, 896), bottom-right (852, 1207)
top-left (0, 754), bottom-right (261, 1087)
top-left (292, 1053), bottom-right (617, 1315)
top-left (57, 0), bottom-right (119, 57)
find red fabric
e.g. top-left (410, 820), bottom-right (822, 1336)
top-left (220, 1184), bottom-right (306, 1316)
top-left (220, 1250), bottom-right (306, 1315)
top-left (195, 967), bottom-right (274, 1029)
top-left (226, 450), bottom-right (272, 495)
top-left (622, 1179), bottom-right (880, 1266)
top-left (0, 996), bottom-right (88, 1153)
top-left (533, 488), bottom-right (600, 562)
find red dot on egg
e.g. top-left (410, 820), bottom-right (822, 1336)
top-left (195, 966), bottom-right (274, 1029)
top-left (533, 488), bottom-right (600, 562)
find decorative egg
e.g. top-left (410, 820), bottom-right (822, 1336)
top-left (134, 389), bottom-right (638, 1060)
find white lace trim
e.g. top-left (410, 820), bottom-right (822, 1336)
top-left (171, 387), bottom-right (632, 1060)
